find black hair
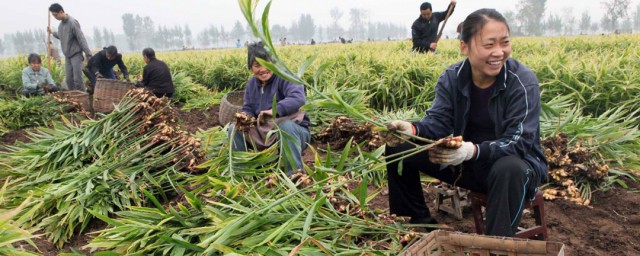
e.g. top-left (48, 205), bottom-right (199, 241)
top-left (49, 3), bottom-right (63, 13)
top-left (105, 45), bottom-right (118, 56)
top-left (142, 48), bottom-right (156, 60)
top-left (420, 2), bottom-right (432, 11)
top-left (460, 9), bottom-right (510, 46)
top-left (27, 53), bottom-right (42, 64)
top-left (247, 41), bottom-right (272, 70)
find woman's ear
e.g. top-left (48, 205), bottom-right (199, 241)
top-left (460, 40), bottom-right (469, 56)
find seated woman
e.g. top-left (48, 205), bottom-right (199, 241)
top-left (21, 53), bottom-right (59, 97)
top-left (383, 9), bottom-right (547, 237)
top-left (228, 41), bottom-right (311, 175)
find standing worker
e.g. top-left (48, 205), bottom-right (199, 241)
top-left (411, 1), bottom-right (456, 53)
top-left (385, 8), bottom-right (547, 237)
top-left (47, 3), bottom-right (92, 92)
top-left (85, 45), bottom-right (130, 91)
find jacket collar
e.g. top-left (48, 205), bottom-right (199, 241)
top-left (456, 58), bottom-right (508, 96)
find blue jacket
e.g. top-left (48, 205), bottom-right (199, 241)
top-left (242, 75), bottom-right (310, 128)
top-left (412, 58), bottom-right (547, 184)
top-left (22, 67), bottom-right (55, 95)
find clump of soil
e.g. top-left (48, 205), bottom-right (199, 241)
top-left (315, 116), bottom-right (383, 151)
top-left (542, 133), bottom-right (609, 205)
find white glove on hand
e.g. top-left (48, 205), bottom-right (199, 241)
top-left (429, 141), bottom-right (476, 166)
top-left (383, 120), bottom-right (414, 147)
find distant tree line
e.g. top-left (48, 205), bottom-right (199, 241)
top-left (1, 0), bottom-right (640, 56)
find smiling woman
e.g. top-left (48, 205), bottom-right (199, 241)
top-left (383, 8), bottom-right (547, 237)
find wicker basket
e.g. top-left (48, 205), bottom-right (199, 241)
top-left (401, 230), bottom-right (565, 256)
top-left (219, 90), bottom-right (245, 125)
top-left (57, 90), bottom-right (91, 112)
top-left (93, 78), bottom-right (135, 113)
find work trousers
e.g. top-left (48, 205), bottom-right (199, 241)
top-left (386, 142), bottom-right (537, 236)
top-left (65, 54), bottom-right (85, 92)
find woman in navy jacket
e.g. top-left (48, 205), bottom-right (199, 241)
top-left (385, 9), bottom-right (547, 237)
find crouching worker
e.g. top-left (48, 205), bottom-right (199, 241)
top-left (84, 45), bottom-right (130, 91)
top-left (228, 41), bottom-right (311, 176)
top-left (382, 9), bottom-right (547, 237)
top-left (135, 48), bottom-right (174, 98)
top-left (22, 53), bottom-right (59, 97)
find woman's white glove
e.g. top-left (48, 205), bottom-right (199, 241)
top-left (429, 141), bottom-right (476, 166)
top-left (382, 120), bottom-right (414, 147)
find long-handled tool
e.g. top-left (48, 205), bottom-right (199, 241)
top-left (433, 1), bottom-right (456, 54)
top-left (47, 10), bottom-right (52, 71)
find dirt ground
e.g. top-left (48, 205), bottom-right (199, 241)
top-left (3, 106), bottom-right (639, 255)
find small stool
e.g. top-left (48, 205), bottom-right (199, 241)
top-left (470, 190), bottom-right (548, 240)
top-left (434, 184), bottom-right (469, 220)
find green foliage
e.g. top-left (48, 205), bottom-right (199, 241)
top-left (0, 96), bottom-right (67, 136)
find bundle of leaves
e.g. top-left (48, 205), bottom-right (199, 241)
top-left (315, 116), bottom-right (383, 151)
top-left (0, 89), bottom-right (204, 247)
top-left (86, 128), bottom-right (416, 255)
top-left (172, 72), bottom-right (225, 111)
top-left (0, 96), bottom-right (67, 136)
top-left (542, 133), bottom-right (610, 205)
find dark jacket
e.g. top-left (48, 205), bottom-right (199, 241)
top-left (52, 15), bottom-right (91, 58)
top-left (412, 58), bottom-right (547, 185)
top-left (88, 49), bottom-right (129, 78)
top-left (242, 75), bottom-right (310, 128)
top-left (411, 4), bottom-right (455, 51)
top-left (137, 59), bottom-right (174, 94)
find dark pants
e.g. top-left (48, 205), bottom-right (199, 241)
top-left (153, 92), bottom-right (173, 98)
top-left (386, 142), bottom-right (537, 236)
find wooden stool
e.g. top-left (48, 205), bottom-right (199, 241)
top-left (470, 190), bottom-right (548, 240)
top-left (434, 184), bottom-right (469, 220)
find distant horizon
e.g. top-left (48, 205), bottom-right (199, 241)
top-left (1, 0), bottom-right (639, 56)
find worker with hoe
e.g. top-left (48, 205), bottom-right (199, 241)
top-left (228, 41), bottom-right (311, 176)
top-left (84, 45), bottom-right (130, 92)
top-left (22, 53), bottom-right (59, 97)
top-left (411, 0), bottom-right (456, 53)
top-left (48, 3), bottom-right (92, 92)
top-left (384, 8), bottom-right (547, 237)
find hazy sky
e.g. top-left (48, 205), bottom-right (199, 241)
top-left (2, 0), bottom-right (639, 39)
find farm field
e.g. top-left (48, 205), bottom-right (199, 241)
top-left (1, 15), bottom-right (639, 256)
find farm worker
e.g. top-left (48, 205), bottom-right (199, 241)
top-left (228, 41), bottom-right (311, 176)
top-left (411, 0), bottom-right (456, 53)
top-left (85, 45), bottom-right (130, 90)
top-left (22, 53), bottom-right (59, 97)
top-left (134, 48), bottom-right (174, 98)
top-left (48, 3), bottom-right (92, 92)
top-left (383, 9), bottom-right (547, 237)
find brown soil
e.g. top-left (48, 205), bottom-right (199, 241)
top-left (4, 108), bottom-right (640, 255)
top-left (175, 105), bottom-right (220, 134)
top-left (367, 179), bottom-right (640, 256)
top-left (0, 129), bottom-right (30, 146)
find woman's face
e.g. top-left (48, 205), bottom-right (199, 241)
top-left (460, 20), bottom-right (511, 86)
top-left (251, 61), bottom-right (273, 82)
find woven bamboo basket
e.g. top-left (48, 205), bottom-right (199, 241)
top-left (58, 90), bottom-right (91, 112)
top-left (93, 78), bottom-right (135, 113)
top-left (401, 230), bottom-right (565, 256)
top-left (219, 90), bottom-right (245, 125)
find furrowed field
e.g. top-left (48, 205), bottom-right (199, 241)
top-left (0, 33), bottom-right (639, 255)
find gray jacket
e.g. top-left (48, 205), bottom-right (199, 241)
top-left (52, 15), bottom-right (91, 58)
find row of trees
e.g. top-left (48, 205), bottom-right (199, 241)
top-left (1, 0), bottom-right (640, 56)
top-left (508, 0), bottom-right (640, 36)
